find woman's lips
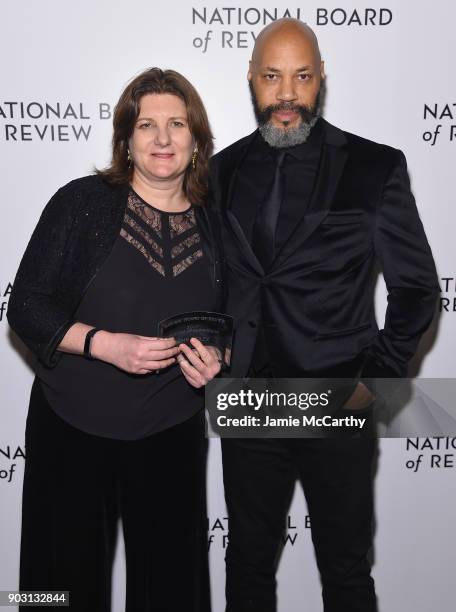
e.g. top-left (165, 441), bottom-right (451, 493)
top-left (152, 153), bottom-right (174, 159)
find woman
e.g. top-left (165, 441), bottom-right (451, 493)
top-left (7, 67), bottom-right (224, 611)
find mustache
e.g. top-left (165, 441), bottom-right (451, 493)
top-left (248, 79), bottom-right (324, 127)
top-left (259, 102), bottom-right (317, 123)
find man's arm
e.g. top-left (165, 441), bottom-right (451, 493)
top-left (360, 149), bottom-right (440, 379)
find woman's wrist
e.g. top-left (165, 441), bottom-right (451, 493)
top-left (89, 330), bottom-right (114, 362)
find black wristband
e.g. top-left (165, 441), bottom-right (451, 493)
top-left (84, 328), bottom-right (101, 360)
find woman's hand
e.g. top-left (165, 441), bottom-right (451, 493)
top-left (92, 331), bottom-right (178, 374)
top-left (177, 338), bottom-right (222, 388)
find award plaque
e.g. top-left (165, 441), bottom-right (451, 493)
top-left (158, 311), bottom-right (234, 368)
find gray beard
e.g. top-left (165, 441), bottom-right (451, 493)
top-left (259, 114), bottom-right (320, 148)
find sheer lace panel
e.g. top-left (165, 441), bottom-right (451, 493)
top-left (127, 192), bottom-right (162, 238)
top-left (124, 214), bottom-right (163, 257)
top-left (173, 249), bottom-right (203, 276)
top-left (120, 228), bottom-right (165, 276)
top-left (120, 190), bottom-right (204, 278)
top-left (169, 210), bottom-right (196, 239)
top-left (171, 233), bottom-right (200, 258)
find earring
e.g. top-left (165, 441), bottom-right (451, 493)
top-left (127, 149), bottom-right (132, 168)
top-left (191, 149), bottom-right (198, 170)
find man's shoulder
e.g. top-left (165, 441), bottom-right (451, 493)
top-left (328, 120), bottom-right (401, 165)
top-left (211, 131), bottom-right (257, 165)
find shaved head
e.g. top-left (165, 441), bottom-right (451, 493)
top-left (251, 19), bottom-right (321, 68)
top-left (247, 19), bottom-right (325, 147)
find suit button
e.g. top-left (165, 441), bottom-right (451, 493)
top-left (248, 321), bottom-right (257, 328)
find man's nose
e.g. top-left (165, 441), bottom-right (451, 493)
top-left (276, 76), bottom-right (298, 102)
top-left (277, 76), bottom-right (298, 102)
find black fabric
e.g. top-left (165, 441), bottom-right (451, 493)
top-left (7, 175), bottom-right (225, 367)
top-left (35, 189), bottom-right (213, 440)
top-left (20, 378), bottom-right (211, 612)
top-left (237, 126), bottom-right (323, 372)
top-left (209, 118), bottom-right (440, 379)
top-left (222, 436), bottom-right (377, 612)
top-left (209, 118), bottom-right (439, 612)
top-left (231, 121), bottom-right (323, 255)
top-left (251, 149), bottom-right (286, 269)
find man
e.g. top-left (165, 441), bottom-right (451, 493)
top-left (209, 18), bottom-right (439, 612)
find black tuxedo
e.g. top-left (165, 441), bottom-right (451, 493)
top-left (210, 119), bottom-right (439, 612)
top-left (210, 119), bottom-right (439, 379)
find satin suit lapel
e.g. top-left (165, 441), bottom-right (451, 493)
top-left (219, 131), bottom-right (265, 275)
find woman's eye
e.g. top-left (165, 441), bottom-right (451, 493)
top-left (172, 121), bottom-right (185, 127)
top-left (138, 122), bottom-right (151, 129)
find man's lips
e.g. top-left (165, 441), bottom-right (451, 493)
top-left (273, 110), bottom-right (299, 121)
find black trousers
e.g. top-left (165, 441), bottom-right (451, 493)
top-left (222, 435), bottom-right (377, 612)
top-left (20, 378), bottom-right (211, 612)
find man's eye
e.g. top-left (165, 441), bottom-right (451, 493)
top-left (264, 74), bottom-right (278, 81)
top-left (298, 74), bottom-right (311, 81)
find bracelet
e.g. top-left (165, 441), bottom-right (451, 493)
top-left (84, 328), bottom-right (101, 360)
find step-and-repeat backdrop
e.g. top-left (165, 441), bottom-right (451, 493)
top-left (1, 2), bottom-right (455, 611)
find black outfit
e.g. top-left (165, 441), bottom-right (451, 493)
top-left (7, 176), bottom-right (224, 368)
top-left (8, 177), bottom-right (224, 611)
top-left (21, 379), bottom-right (209, 612)
top-left (36, 188), bottom-right (213, 439)
top-left (209, 119), bottom-right (439, 612)
top-left (210, 119), bottom-right (439, 379)
top-left (231, 118), bottom-right (323, 251)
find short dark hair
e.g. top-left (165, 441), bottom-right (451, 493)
top-left (97, 67), bottom-right (213, 206)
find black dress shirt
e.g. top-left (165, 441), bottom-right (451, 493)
top-left (231, 118), bottom-right (324, 255)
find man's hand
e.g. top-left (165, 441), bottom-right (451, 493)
top-left (342, 382), bottom-right (375, 410)
top-left (177, 338), bottom-right (222, 388)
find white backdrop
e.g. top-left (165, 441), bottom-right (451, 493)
top-left (1, 1), bottom-right (455, 611)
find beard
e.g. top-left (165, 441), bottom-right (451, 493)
top-left (249, 79), bottom-right (325, 148)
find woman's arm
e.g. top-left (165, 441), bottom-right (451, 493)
top-left (7, 184), bottom-right (80, 366)
top-left (58, 322), bottom-right (178, 374)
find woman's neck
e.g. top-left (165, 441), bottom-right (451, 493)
top-left (130, 172), bottom-right (189, 212)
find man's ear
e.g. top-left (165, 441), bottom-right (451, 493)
top-left (320, 60), bottom-right (325, 80)
top-left (247, 60), bottom-right (254, 81)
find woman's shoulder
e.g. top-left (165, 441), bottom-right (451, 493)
top-left (40, 175), bottom-right (127, 225)
top-left (47, 174), bottom-right (127, 215)
top-left (56, 174), bottom-right (121, 200)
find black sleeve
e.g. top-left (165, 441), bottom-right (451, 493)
top-left (360, 149), bottom-right (440, 379)
top-left (7, 184), bottom-right (79, 367)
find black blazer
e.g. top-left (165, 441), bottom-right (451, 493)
top-left (7, 175), bottom-right (225, 367)
top-left (209, 119), bottom-right (439, 378)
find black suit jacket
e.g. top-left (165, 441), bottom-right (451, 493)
top-left (209, 119), bottom-right (439, 378)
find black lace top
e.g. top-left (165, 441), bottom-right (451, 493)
top-left (35, 189), bottom-right (215, 440)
